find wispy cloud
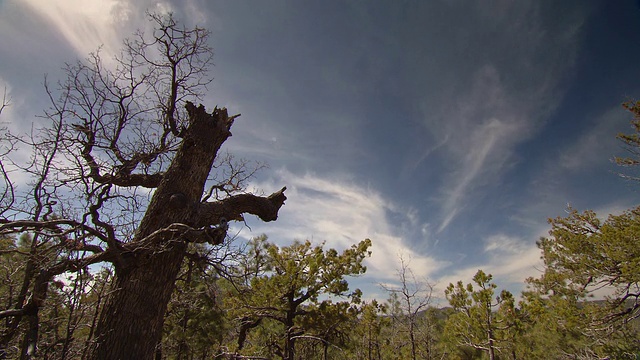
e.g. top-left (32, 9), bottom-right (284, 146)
top-left (434, 231), bottom-right (544, 299)
top-left (22, 0), bottom-right (136, 59)
top-left (515, 104), bottom-right (638, 230)
top-left (242, 169), bottom-right (448, 284)
top-left (18, 0), bottom-right (210, 63)
top-left (433, 66), bottom-right (532, 232)
top-left (559, 105), bottom-right (631, 171)
top-left (415, 2), bottom-right (587, 232)
top-left (484, 233), bottom-right (528, 254)
top-left (481, 233), bottom-right (543, 283)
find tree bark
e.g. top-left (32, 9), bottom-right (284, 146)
top-left (88, 103), bottom-right (286, 360)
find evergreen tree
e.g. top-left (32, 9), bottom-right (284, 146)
top-left (443, 270), bottom-right (520, 360)
top-left (523, 207), bottom-right (640, 358)
top-left (223, 236), bottom-right (370, 360)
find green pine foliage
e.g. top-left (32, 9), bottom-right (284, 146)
top-left (218, 236), bottom-right (371, 360)
top-left (443, 270), bottom-right (520, 360)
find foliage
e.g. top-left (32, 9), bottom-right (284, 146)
top-left (443, 270), bottom-right (520, 360)
top-left (222, 236), bottom-right (371, 360)
top-left (0, 237), bottom-right (112, 360)
top-left (345, 300), bottom-right (389, 360)
top-left (522, 207), bottom-right (640, 358)
top-left (161, 248), bottom-right (228, 359)
top-left (518, 288), bottom-right (604, 359)
top-left (380, 255), bottom-right (440, 360)
top-left (616, 100), bottom-right (640, 177)
top-left (535, 207), bottom-right (640, 327)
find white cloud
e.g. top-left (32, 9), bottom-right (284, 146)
top-left (435, 67), bottom-right (531, 232)
top-left (242, 169), bottom-right (448, 284)
top-left (0, 77), bottom-right (30, 136)
top-left (17, 0), bottom-right (211, 66)
top-left (22, 0), bottom-right (137, 59)
top-left (483, 233), bottom-right (527, 254)
top-left (414, 3), bottom-right (587, 233)
top-left (438, 116), bottom-right (525, 232)
top-left (481, 233), bottom-right (543, 282)
top-left (434, 232), bottom-right (543, 299)
top-left (0, 78), bottom-right (32, 189)
top-left (153, 2), bottom-right (173, 16)
top-left (593, 201), bottom-right (637, 219)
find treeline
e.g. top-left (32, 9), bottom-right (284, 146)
top-left (2, 205), bottom-right (640, 359)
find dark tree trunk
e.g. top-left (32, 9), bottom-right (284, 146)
top-left (89, 246), bottom-right (186, 359)
top-left (88, 104), bottom-right (286, 360)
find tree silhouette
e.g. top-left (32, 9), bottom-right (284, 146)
top-left (0, 14), bottom-right (285, 359)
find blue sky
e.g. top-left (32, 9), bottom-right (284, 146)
top-left (1, 0), bottom-right (640, 301)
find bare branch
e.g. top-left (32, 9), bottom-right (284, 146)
top-left (1, 13), bottom-right (286, 358)
top-left (195, 187), bottom-right (287, 226)
top-left (0, 87), bottom-right (9, 116)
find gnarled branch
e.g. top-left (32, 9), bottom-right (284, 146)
top-left (195, 187), bottom-right (287, 227)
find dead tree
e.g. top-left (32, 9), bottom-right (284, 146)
top-left (0, 14), bottom-right (285, 360)
top-left (381, 256), bottom-right (435, 360)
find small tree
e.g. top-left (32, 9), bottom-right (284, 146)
top-left (347, 300), bottom-right (389, 360)
top-left (443, 270), bottom-right (519, 360)
top-left (156, 241), bottom-right (236, 359)
top-left (381, 255), bottom-right (436, 360)
top-left (224, 236), bottom-right (371, 360)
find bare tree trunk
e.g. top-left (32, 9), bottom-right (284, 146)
top-left (88, 104), bottom-right (286, 360)
top-left (368, 325), bottom-right (372, 360)
top-left (91, 246), bottom-right (186, 359)
top-left (487, 330), bottom-right (495, 360)
top-left (409, 321), bottom-right (416, 360)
